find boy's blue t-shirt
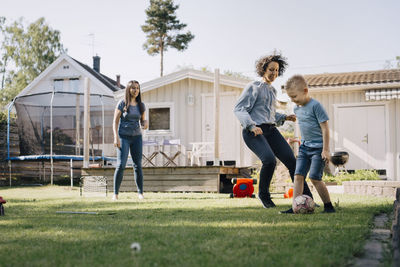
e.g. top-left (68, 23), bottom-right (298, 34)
top-left (117, 100), bottom-right (145, 136)
top-left (294, 98), bottom-right (329, 148)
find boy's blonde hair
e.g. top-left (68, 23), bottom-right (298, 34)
top-left (285, 75), bottom-right (308, 92)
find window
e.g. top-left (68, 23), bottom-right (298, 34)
top-left (149, 108), bottom-right (170, 130)
top-left (69, 78), bottom-right (79, 93)
top-left (146, 102), bottom-right (174, 135)
top-left (54, 79), bottom-right (63, 91)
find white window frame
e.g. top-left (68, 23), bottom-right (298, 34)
top-left (69, 78), bottom-right (80, 93)
top-left (53, 79), bottom-right (64, 92)
top-left (145, 102), bottom-right (174, 136)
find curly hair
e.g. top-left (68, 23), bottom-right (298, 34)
top-left (255, 54), bottom-right (288, 77)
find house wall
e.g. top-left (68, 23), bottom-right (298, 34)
top-left (397, 99), bottom-right (400, 181)
top-left (141, 78), bottom-right (254, 166)
top-left (310, 90), bottom-right (400, 180)
top-left (310, 90), bottom-right (365, 153)
top-left (15, 56), bottom-right (117, 159)
top-left (25, 58), bottom-right (113, 97)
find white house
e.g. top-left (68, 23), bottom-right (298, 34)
top-left (114, 69), bottom-right (256, 167)
top-left (303, 69), bottom-right (400, 181)
top-left (16, 53), bottom-right (122, 98)
top-left (11, 53), bottom-right (122, 158)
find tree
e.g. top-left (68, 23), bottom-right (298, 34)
top-left (0, 17), bottom-right (64, 106)
top-left (142, 0), bottom-right (194, 77)
top-left (383, 56), bottom-right (400, 69)
top-left (0, 16), bottom-right (9, 91)
top-left (223, 70), bottom-right (251, 80)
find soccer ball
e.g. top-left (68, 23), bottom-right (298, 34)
top-left (292, 195), bottom-right (315, 214)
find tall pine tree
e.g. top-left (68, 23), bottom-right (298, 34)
top-left (142, 0), bottom-right (194, 77)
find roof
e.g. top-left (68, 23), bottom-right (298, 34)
top-left (72, 58), bottom-right (124, 91)
top-left (15, 54), bottom-right (123, 99)
top-left (115, 68), bottom-right (251, 98)
top-left (304, 69), bottom-right (400, 88)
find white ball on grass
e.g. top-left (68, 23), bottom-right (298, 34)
top-left (292, 194), bottom-right (315, 214)
top-left (130, 242), bottom-right (141, 252)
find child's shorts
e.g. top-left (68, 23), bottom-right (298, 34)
top-left (295, 145), bottom-right (324, 181)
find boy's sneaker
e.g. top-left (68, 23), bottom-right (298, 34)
top-left (257, 194), bottom-right (276, 208)
top-left (323, 207), bottom-right (336, 213)
top-left (279, 208), bottom-right (294, 214)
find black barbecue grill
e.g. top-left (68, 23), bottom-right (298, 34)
top-left (330, 151), bottom-right (349, 175)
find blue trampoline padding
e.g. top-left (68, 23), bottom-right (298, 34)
top-left (8, 155), bottom-right (113, 161)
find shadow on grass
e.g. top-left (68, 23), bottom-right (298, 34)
top-left (0, 191), bottom-right (393, 267)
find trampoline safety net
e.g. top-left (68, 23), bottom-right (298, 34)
top-left (14, 92), bottom-right (117, 157)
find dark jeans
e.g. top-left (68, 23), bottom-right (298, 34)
top-left (242, 124), bottom-right (313, 199)
top-left (113, 134), bottom-right (143, 194)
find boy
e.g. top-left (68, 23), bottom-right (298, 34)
top-left (284, 75), bottom-right (335, 213)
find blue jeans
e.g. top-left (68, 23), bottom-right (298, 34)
top-left (242, 124), bottom-right (313, 199)
top-left (295, 145), bottom-right (324, 181)
top-left (113, 134), bottom-right (143, 194)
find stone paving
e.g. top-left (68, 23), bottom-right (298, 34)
top-left (352, 213), bottom-right (392, 266)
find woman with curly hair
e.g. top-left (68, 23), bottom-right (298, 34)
top-left (234, 54), bottom-right (313, 212)
top-left (112, 80), bottom-right (148, 200)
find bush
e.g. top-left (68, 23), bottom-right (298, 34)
top-left (0, 110), bottom-right (7, 131)
top-left (323, 169), bottom-right (380, 185)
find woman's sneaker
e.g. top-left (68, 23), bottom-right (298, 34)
top-left (279, 208), bottom-right (294, 214)
top-left (257, 194), bottom-right (276, 208)
top-left (138, 194), bottom-right (144, 200)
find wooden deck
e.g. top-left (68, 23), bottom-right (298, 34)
top-left (81, 166), bottom-right (249, 193)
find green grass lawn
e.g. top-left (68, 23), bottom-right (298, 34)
top-left (0, 186), bottom-right (394, 267)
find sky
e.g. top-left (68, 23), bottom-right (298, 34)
top-left (1, 0), bottom-right (400, 97)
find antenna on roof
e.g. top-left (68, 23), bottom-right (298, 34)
top-left (88, 33), bottom-right (95, 57)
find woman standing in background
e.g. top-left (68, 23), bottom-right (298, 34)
top-left (112, 80), bottom-right (148, 200)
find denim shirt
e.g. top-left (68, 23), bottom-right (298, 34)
top-left (117, 100), bottom-right (145, 137)
top-left (234, 81), bottom-right (286, 130)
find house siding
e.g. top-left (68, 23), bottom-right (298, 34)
top-left (139, 77), bottom-right (252, 166)
top-left (310, 90), bottom-right (400, 180)
top-left (142, 78), bottom-right (242, 144)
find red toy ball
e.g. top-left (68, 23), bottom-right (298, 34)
top-left (231, 178), bottom-right (257, 198)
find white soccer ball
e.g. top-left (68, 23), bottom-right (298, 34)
top-left (130, 242), bottom-right (141, 252)
top-left (292, 195), bottom-right (315, 214)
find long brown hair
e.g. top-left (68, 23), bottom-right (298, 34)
top-left (124, 80), bottom-right (145, 114)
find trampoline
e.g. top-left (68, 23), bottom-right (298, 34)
top-left (6, 87), bottom-right (117, 186)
